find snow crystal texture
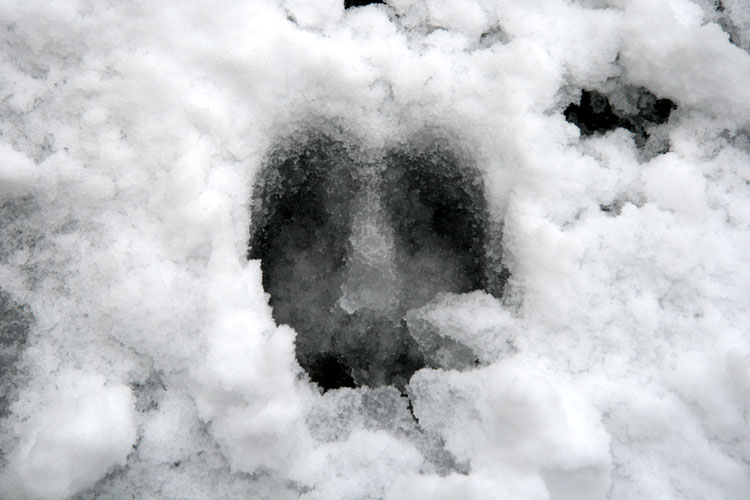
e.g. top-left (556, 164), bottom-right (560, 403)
top-left (1, 1), bottom-right (749, 499)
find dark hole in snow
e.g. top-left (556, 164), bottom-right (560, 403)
top-left (306, 353), bottom-right (357, 391)
top-left (249, 128), bottom-right (503, 392)
top-left (344, 0), bottom-right (385, 9)
top-left (564, 90), bottom-right (621, 136)
top-left (564, 88), bottom-right (677, 148)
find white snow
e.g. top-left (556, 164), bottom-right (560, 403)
top-left (10, 373), bottom-right (136, 499)
top-left (0, 0), bottom-right (749, 499)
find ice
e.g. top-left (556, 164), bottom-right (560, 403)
top-left (1, 0), bottom-right (749, 499)
top-left (248, 128), bottom-right (500, 389)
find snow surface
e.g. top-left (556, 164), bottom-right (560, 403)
top-left (0, 0), bottom-right (749, 499)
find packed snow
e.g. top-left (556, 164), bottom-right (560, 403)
top-left (1, 1), bottom-right (749, 499)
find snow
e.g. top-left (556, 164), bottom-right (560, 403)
top-left (10, 373), bottom-right (136, 499)
top-left (0, 0), bottom-right (749, 499)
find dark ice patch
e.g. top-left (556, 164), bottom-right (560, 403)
top-left (249, 127), bottom-right (504, 391)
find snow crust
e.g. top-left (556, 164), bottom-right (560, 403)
top-left (0, 0), bottom-right (749, 499)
